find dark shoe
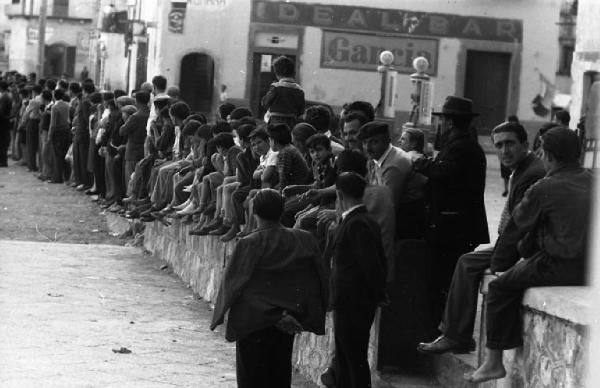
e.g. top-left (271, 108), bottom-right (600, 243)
top-left (140, 214), bottom-right (156, 222)
top-left (220, 224), bottom-right (240, 242)
top-left (85, 188), bottom-right (99, 195)
top-left (209, 224), bottom-right (230, 236)
top-left (68, 181), bottom-right (78, 187)
top-left (122, 196), bottom-right (137, 204)
top-left (320, 368), bottom-right (336, 388)
top-left (181, 214), bottom-right (195, 225)
top-left (37, 174), bottom-right (49, 181)
top-left (502, 190), bottom-right (508, 197)
top-left (134, 197), bottom-right (151, 206)
top-left (417, 335), bottom-right (475, 355)
top-left (189, 223), bottom-right (213, 236)
top-left (108, 203), bottom-right (124, 213)
top-left (203, 216), bottom-right (223, 231)
top-left (76, 184), bottom-right (90, 191)
top-left (48, 180), bottom-right (63, 184)
top-left (140, 206), bottom-right (159, 217)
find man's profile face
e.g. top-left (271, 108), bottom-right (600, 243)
top-left (492, 131), bottom-right (529, 170)
top-left (363, 134), bottom-right (390, 160)
top-left (399, 132), bottom-right (413, 152)
top-left (342, 119), bottom-right (361, 151)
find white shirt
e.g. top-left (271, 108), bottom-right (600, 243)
top-left (341, 204), bottom-right (366, 221)
top-left (260, 149), bottom-right (279, 167)
top-left (172, 125), bottom-right (181, 158)
top-left (373, 144), bottom-right (393, 169)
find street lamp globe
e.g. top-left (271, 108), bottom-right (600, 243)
top-left (412, 56), bottom-right (430, 74)
top-left (379, 50), bottom-right (395, 66)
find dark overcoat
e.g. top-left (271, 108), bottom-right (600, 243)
top-left (415, 129), bottom-right (490, 246)
top-left (211, 226), bottom-right (328, 342)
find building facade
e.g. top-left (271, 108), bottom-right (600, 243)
top-left (4, 0), bottom-right (100, 80)
top-left (569, 0), bottom-right (600, 168)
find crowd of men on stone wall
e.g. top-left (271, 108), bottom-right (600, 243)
top-left (0, 56), bottom-right (593, 388)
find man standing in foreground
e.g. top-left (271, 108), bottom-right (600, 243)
top-left (330, 172), bottom-right (387, 388)
top-left (466, 127), bottom-right (592, 383)
top-left (211, 189), bottom-right (327, 388)
top-left (418, 121), bottom-right (546, 354)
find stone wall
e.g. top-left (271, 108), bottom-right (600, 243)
top-left (434, 284), bottom-right (590, 388)
top-left (142, 219), bottom-right (380, 386)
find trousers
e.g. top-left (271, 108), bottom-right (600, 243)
top-left (51, 131), bottom-right (71, 182)
top-left (39, 130), bottom-right (54, 179)
top-left (72, 137), bottom-right (91, 186)
top-left (438, 247), bottom-right (493, 343)
top-left (0, 123), bottom-right (10, 167)
top-left (486, 254), bottom-right (585, 349)
top-left (428, 242), bottom-right (475, 331)
top-left (236, 326), bottom-right (294, 388)
top-left (334, 304), bottom-right (376, 388)
top-left (25, 118), bottom-right (40, 170)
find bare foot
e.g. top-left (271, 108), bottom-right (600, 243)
top-left (464, 362), bottom-right (506, 383)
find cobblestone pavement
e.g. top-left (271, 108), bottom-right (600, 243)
top-left (0, 159), bottom-right (121, 245)
top-left (0, 240), bottom-right (241, 388)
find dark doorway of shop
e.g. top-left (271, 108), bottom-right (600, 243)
top-left (134, 40), bottom-right (148, 92)
top-left (250, 52), bottom-right (297, 120)
top-left (180, 53), bottom-right (214, 113)
top-left (464, 50), bottom-right (511, 135)
top-left (44, 43), bottom-right (76, 79)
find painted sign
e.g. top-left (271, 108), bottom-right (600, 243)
top-left (252, 1), bottom-right (522, 43)
top-left (187, 0), bottom-right (227, 8)
top-left (321, 30), bottom-right (438, 75)
top-left (77, 32), bottom-right (91, 53)
top-left (27, 27), bottom-right (54, 45)
top-left (169, 1), bottom-right (187, 34)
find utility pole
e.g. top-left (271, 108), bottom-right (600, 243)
top-left (36, 0), bottom-right (48, 77)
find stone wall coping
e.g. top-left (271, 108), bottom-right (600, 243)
top-left (522, 286), bottom-right (591, 325)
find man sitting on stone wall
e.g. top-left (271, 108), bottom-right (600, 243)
top-left (465, 127), bottom-right (592, 383)
top-left (418, 121), bottom-right (546, 355)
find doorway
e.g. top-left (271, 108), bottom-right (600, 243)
top-left (250, 52), bottom-right (297, 120)
top-left (179, 53), bottom-right (214, 113)
top-left (464, 51), bottom-right (511, 135)
top-left (44, 44), bottom-right (76, 78)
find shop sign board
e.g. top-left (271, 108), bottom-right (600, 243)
top-left (252, 1), bottom-right (522, 43)
top-left (321, 30), bottom-right (438, 75)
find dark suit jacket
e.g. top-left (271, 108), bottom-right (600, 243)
top-left (330, 206), bottom-right (387, 310)
top-left (119, 107), bottom-right (149, 161)
top-left (211, 226), bottom-right (327, 342)
top-left (414, 129), bottom-right (489, 246)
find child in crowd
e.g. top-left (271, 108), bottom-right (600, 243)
top-left (261, 56), bottom-right (305, 127)
top-left (282, 133), bottom-right (337, 230)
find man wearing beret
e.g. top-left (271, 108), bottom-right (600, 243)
top-left (465, 127), bottom-right (592, 383)
top-left (412, 96), bottom-right (489, 329)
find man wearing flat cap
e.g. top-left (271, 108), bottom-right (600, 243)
top-left (412, 96), bottom-right (489, 329)
top-left (465, 127), bottom-right (592, 383)
top-left (358, 121), bottom-right (412, 224)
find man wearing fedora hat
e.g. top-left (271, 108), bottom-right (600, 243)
top-left (412, 96), bottom-right (490, 331)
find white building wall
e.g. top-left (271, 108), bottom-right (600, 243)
top-left (144, 0), bottom-right (251, 101)
top-left (144, 0), bottom-right (563, 125)
top-left (569, 0), bottom-right (600, 129)
top-left (289, 0), bottom-right (562, 123)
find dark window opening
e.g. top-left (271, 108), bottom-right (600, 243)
top-left (557, 43), bottom-right (574, 76)
top-left (53, 0), bottom-right (69, 17)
